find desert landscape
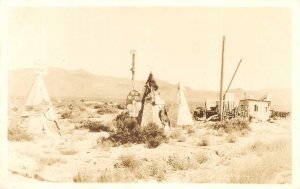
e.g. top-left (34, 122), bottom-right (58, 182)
top-left (4, 6), bottom-right (293, 185)
top-left (7, 68), bottom-right (292, 183)
top-left (7, 98), bottom-right (291, 183)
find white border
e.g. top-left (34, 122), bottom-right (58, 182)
top-left (1, 0), bottom-right (295, 7)
top-left (1, 0), bottom-right (299, 189)
top-left (291, 0), bottom-right (300, 187)
top-left (0, 0), bottom-right (9, 179)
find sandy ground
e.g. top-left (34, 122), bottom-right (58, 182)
top-left (6, 111), bottom-right (291, 183)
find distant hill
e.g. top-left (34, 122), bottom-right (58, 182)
top-left (8, 67), bottom-right (291, 111)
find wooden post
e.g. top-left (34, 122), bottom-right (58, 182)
top-left (130, 50), bottom-right (136, 90)
top-left (219, 36), bottom-right (225, 122)
top-left (223, 58), bottom-right (242, 99)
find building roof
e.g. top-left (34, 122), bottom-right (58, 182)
top-left (240, 99), bottom-right (271, 103)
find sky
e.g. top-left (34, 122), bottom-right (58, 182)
top-left (7, 7), bottom-right (291, 90)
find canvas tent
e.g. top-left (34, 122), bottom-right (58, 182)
top-left (176, 83), bottom-right (194, 126)
top-left (12, 65), bottom-right (61, 137)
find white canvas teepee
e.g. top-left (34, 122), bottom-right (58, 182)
top-left (176, 83), bottom-right (194, 126)
top-left (16, 64), bottom-right (61, 136)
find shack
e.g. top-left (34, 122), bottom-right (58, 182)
top-left (239, 95), bottom-right (271, 122)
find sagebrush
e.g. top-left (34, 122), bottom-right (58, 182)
top-left (8, 126), bottom-right (33, 142)
top-left (76, 120), bottom-right (112, 132)
top-left (208, 118), bottom-right (250, 133)
top-left (94, 103), bottom-right (118, 115)
top-left (167, 154), bottom-right (195, 171)
top-left (107, 111), bottom-right (168, 148)
top-left (118, 154), bottom-right (141, 171)
top-left (197, 137), bottom-right (209, 146)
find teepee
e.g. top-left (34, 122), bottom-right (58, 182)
top-left (138, 72), bottom-right (170, 128)
top-left (13, 64), bottom-right (61, 136)
top-left (176, 83), bottom-right (194, 126)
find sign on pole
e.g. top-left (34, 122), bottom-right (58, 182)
top-left (126, 90), bottom-right (142, 118)
top-left (34, 62), bottom-right (47, 75)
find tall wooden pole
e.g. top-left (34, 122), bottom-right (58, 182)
top-left (223, 58), bottom-right (242, 99)
top-left (219, 36), bottom-right (225, 122)
top-left (130, 50), bottom-right (136, 90)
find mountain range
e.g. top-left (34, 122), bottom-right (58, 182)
top-left (8, 67), bottom-right (291, 111)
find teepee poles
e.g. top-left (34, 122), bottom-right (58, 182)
top-left (219, 36), bottom-right (225, 122)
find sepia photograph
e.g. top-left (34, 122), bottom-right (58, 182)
top-left (1, 0), bottom-right (300, 188)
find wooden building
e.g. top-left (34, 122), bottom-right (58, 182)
top-left (239, 97), bottom-right (271, 122)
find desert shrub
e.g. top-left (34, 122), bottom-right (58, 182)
top-left (226, 134), bottom-right (237, 143)
top-left (73, 170), bottom-right (93, 183)
top-left (132, 159), bottom-right (167, 181)
top-left (67, 102), bottom-right (86, 112)
top-left (117, 104), bottom-right (126, 110)
top-left (97, 168), bottom-right (135, 182)
top-left (118, 154), bottom-right (141, 171)
top-left (76, 120), bottom-right (111, 132)
top-left (33, 174), bottom-right (45, 181)
top-left (108, 119), bottom-right (144, 146)
top-left (194, 152), bottom-right (208, 164)
top-left (197, 137), bottom-right (209, 146)
top-left (95, 104), bottom-right (118, 115)
top-left (147, 160), bottom-right (167, 181)
top-left (146, 139), bottom-right (160, 148)
top-left (108, 112), bottom-right (168, 148)
top-left (94, 139), bottom-right (113, 151)
top-left (114, 111), bottom-right (131, 122)
top-left (132, 163), bottom-right (152, 180)
top-left (94, 104), bottom-right (102, 109)
top-left (167, 154), bottom-right (195, 171)
top-left (142, 122), bottom-right (168, 148)
top-left (61, 102), bottom-right (86, 119)
top-left (208, 118), bottom-right (250, 133)
top-left (187, 127), bottom-right (195, 135)
top-left (8, 127), bottom-right (33, 142)
top-left (61, 111), bottom-right (72, 119)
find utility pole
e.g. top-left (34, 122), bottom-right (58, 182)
top-left (219, 36), bottom-right (225, 122)
top-left (130, 50), bottom-right (136, 90)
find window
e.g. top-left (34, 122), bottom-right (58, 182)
top-left (254, 104), bottom-right (258, 112)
